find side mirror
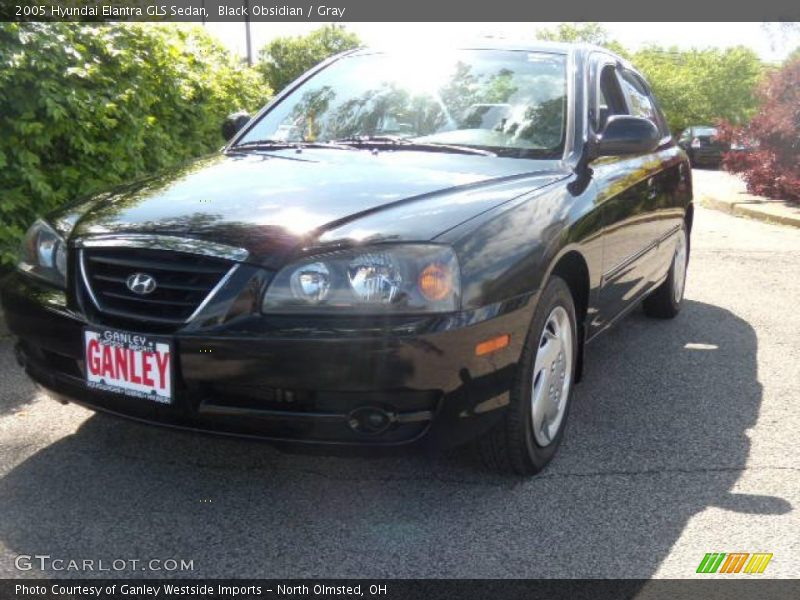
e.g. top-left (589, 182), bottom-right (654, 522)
top-left (595, 115), bottom-right (660, 157)
top-left (222, 111), bottom-right (251, 142)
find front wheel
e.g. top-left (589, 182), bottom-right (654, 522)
top-left (476, 276), bottom-right (577, 476)
top-left (643, 224), bottom-right (689, 319)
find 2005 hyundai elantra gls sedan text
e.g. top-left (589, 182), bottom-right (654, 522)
top-left (1, 42), bottom-right (692, 475)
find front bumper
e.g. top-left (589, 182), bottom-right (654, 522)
top-left (1, 271), bottom-right (535, 449)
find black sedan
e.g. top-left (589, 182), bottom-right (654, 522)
top-left (677, 125), bottom-right (732, 167)
top-left (0, 42), bottom-right (692, 475)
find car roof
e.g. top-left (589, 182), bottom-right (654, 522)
top-left (352, 39), bottom-right (618, 57)
top-left (349, 40), bottom-right (633, 72)
top-left (454, 39), bottom-right (575, 54)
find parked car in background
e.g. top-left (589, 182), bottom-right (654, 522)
top-left (677, 125), bottom-right (749, 167)
top-left (1, 42), bottom-right (693, 475)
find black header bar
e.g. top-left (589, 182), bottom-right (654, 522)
top-left (2, 0), bottom-right (800, 21)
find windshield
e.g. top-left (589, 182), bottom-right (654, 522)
top-left (236, 50), bottom-right (568, 159)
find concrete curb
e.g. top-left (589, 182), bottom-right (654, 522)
top-left (698, 194), bottom-right (800, 228)
top-left (693, 171), bottom-right (800, 229)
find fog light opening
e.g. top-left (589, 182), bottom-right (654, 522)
top-left (347, 406), bottom-right (396, 435)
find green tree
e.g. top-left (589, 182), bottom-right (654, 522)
top-left (536, 22), bottom-right (628, 56)
top-left (632, 46), bottom-right (764, 134)
top-left (537, 22), bottom-right (609, 45)
top-left (0, 23), bottom-right (271, 265)
top-left (256, 25), bottom-right (361, 94)
top-left (535, 25), bottom-right (763, 136)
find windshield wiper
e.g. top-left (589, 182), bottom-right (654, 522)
top-left (231, 140), bottom-right (355, 151)
top-left (333, 135), bottom-right (496, 157)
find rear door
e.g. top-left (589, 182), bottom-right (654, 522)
top-left (588, 56), bottom-right (685, 335)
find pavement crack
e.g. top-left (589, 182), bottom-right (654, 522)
top-left (538, 464), bottom-right (800, 480)
top-left (54, 444), bottom-right (800, 489)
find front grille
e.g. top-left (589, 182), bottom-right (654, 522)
top-left (81, 248), bottom-right (234, 326)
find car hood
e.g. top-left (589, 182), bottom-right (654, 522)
top-left (67, 149), bottom-right (567, 267)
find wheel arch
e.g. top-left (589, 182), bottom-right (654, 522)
top-left (546, 248), bottom-right (591, 383)
top-left (685, 202), bottom-right (694, 234)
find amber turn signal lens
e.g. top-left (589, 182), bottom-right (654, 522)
top-left (475, 334), bottom-right (510, 356)
top-left (418, 263), bottom-right (453, 301)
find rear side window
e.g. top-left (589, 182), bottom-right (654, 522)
top-left (619, 70), bottom-right (657, 122)
top-left (619, 69), bottom-right (670, 138)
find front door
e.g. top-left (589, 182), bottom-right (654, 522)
top-left (588, 58), bottom-right (681, 335)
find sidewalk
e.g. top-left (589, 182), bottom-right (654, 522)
top-left (693, 168), bottom-right (800, 228)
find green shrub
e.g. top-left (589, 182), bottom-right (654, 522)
top-left (720, 55), bottom-right (800, 203)
top-left (0, 23), bottom-right (271, 266)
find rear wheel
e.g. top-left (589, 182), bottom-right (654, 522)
top-left (643, 224), bottom-right (689, 319)
top-left (476, 276), bottom-right (577, 476)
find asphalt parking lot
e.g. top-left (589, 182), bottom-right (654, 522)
top-left (1, 189), bottom-right (798, 579)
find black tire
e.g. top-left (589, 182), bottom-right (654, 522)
top-left (643, 224), bottom-right (689, 319)
top-left (476, 276), bottom-right (578, 476)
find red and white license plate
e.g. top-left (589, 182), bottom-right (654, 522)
top-left (84, 328), bottom-right (173, 404)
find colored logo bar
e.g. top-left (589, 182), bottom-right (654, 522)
top-left (696, 552), bottom-right (773, 574)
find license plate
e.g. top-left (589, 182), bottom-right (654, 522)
top-left (84, 328), bottom-right (173, 404)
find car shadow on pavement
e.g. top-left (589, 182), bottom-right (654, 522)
top-left (0, 337), bottom-right (38, 418)
top-left (0, 300), bottom-right (791, 578)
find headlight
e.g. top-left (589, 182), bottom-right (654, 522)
top-left (17, 219), bottom-right (68, 288)
top-left (262, 244), bottom-right (460, 314)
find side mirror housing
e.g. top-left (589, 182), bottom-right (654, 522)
top-left (222, 111), bottom-right (251, 142)
top-left (595, 115), bottom-right (660, 157)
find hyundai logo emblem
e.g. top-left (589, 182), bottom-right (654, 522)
top-left (126, 273), bottom-right (157, 295)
